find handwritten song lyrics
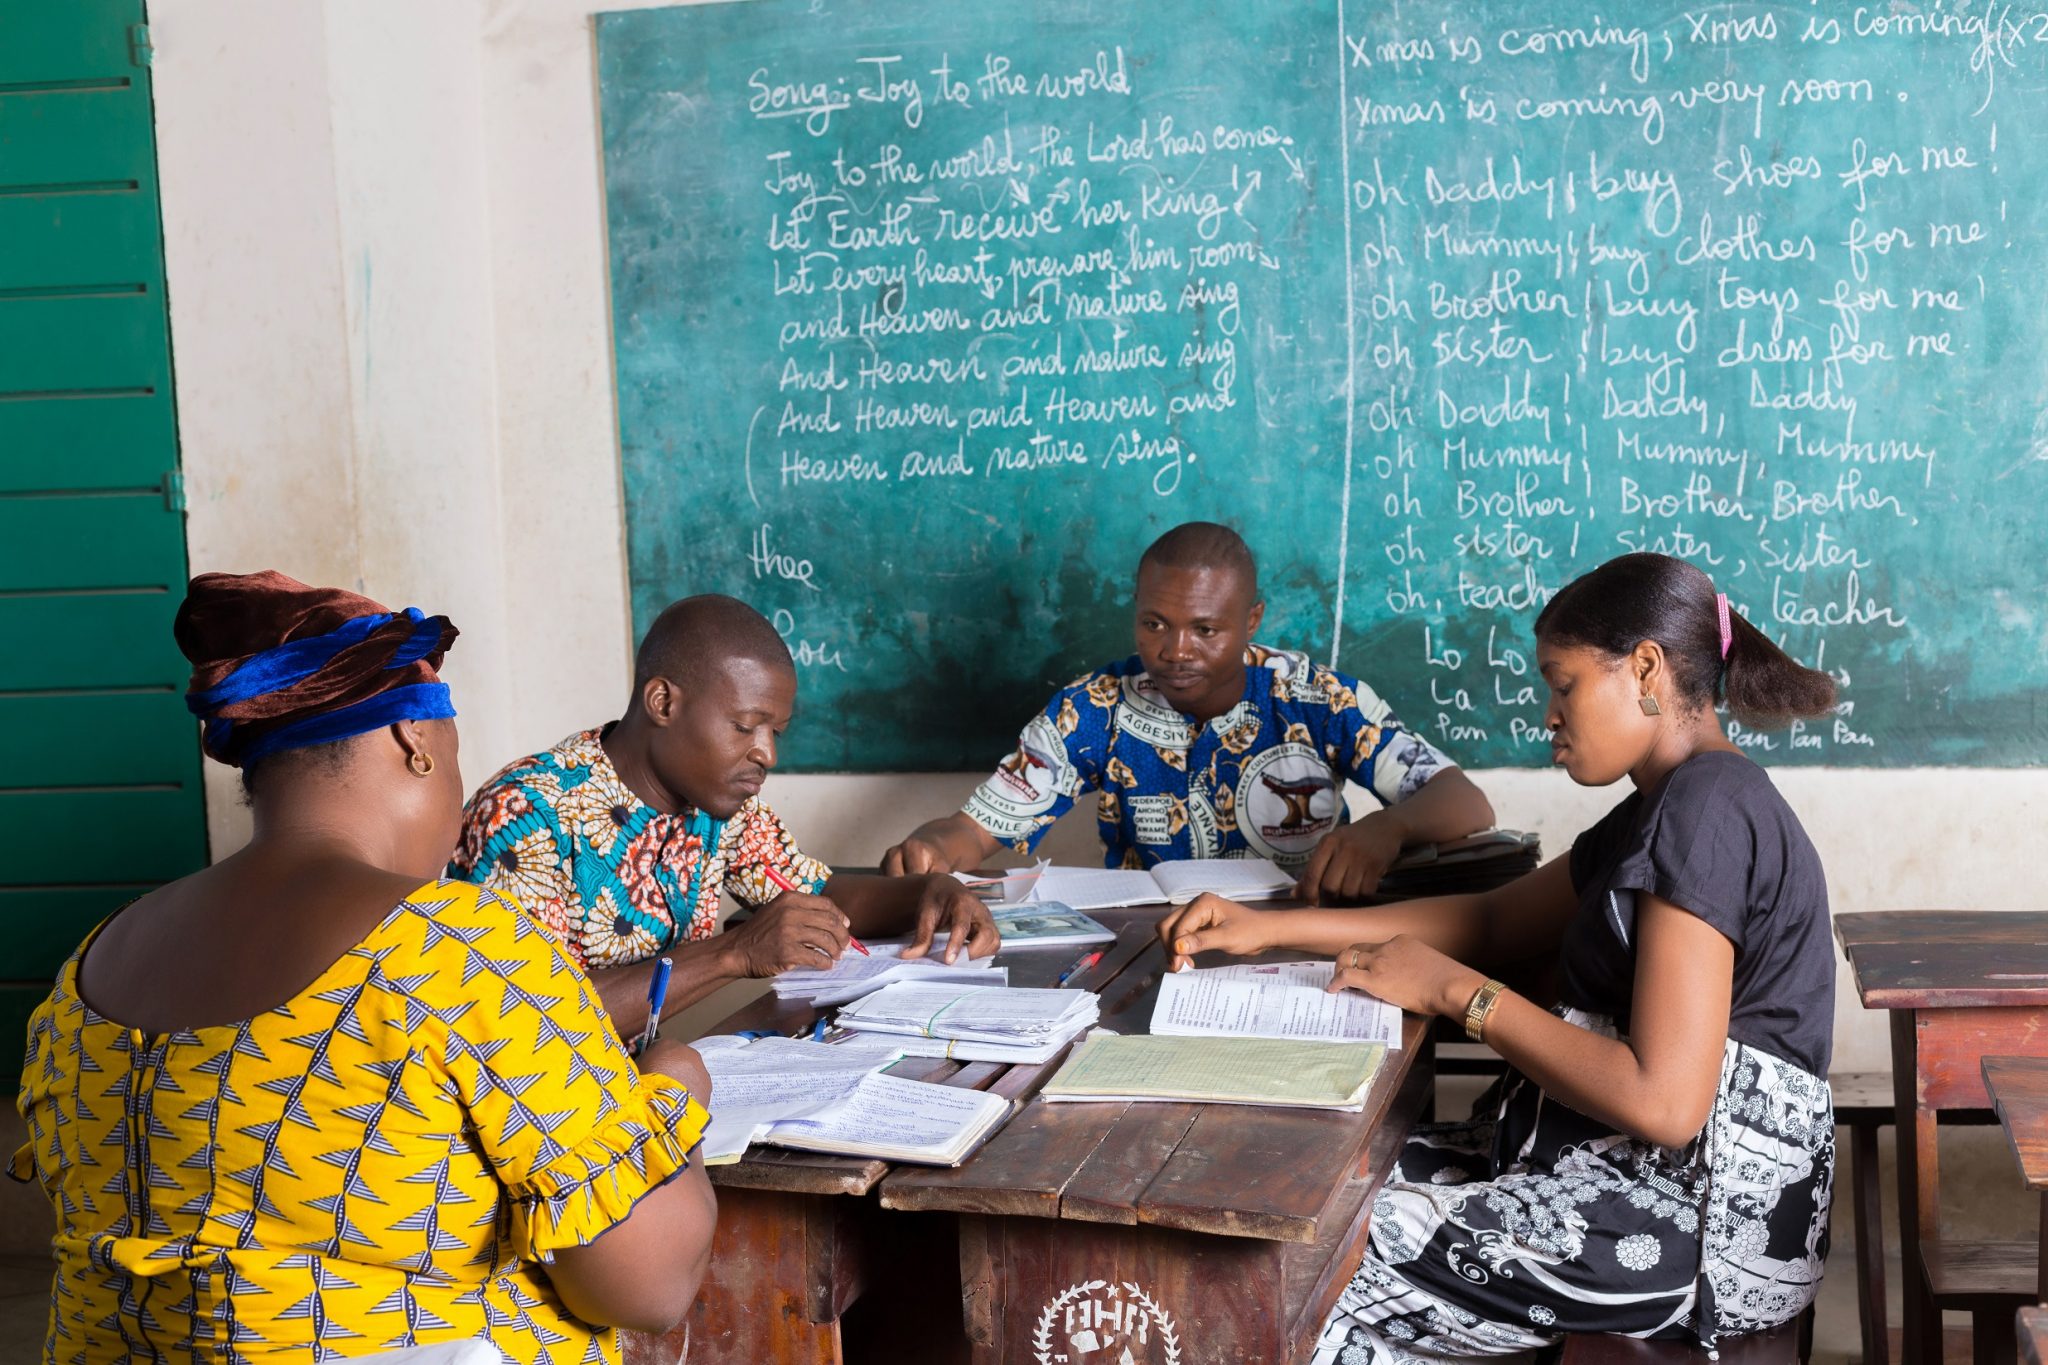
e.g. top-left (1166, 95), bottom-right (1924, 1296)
top-left (600, 2), bottom-right (2048, 769)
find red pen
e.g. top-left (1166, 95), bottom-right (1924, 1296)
top-left (764, 863), bottom-right (868, 955)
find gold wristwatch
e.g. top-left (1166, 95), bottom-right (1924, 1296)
top-left (1463, 978), bottom-right (1508, 1042)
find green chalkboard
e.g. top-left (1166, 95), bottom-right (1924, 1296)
top-left (598, 0), bottom-right (2048, 770)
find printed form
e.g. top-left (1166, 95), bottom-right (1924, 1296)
top-left (1152, 961), bottom-right (1403, 1048)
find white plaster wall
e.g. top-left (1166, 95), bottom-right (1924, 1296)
top-left (150, 0), bottom-right (2048, 1079)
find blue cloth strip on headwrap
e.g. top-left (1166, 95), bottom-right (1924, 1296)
top-left (224, 681), bottom-right (457, 767)
top-left (185, 608), bottom-right (436, 715)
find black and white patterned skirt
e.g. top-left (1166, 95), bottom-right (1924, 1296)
top-left (1312, 1011), bottom-right (1834, 1364)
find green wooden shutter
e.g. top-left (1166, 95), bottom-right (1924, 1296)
top-left (0, 0), bottom-right (207, 1082)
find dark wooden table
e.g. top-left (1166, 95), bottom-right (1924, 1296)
top-left (625, 907), bottom-right (1430, 1365)
top-left (1980, 1055), bottom-right (2048, 1306)
top-left (879, 926), bottom-right (1432, 1365)
top-left (1837, 910), bottom-right (2048, 1365)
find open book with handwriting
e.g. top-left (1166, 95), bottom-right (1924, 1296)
top-left (694, 1034), bottom-right (1012, 1166)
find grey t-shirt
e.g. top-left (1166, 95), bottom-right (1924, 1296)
top-left (1563, 750), bottom-right (1834, 1077)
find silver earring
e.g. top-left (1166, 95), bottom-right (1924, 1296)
top-left (1638, 695), bottom-right (1661, 716)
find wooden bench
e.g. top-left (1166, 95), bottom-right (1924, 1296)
top-left (1978, 1055), bottom-right (2048, 1365)
top-left (1559, 1310), bottom-right (1810, 1365)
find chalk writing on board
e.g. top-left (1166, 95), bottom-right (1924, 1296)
top-left (1339, 3), bottom-right (2048, 763)
top-left (748, 49), bottom-right (1292, 506)
top-left (599, 1), bottom-right (2048, 771)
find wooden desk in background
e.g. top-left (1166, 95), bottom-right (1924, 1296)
top-left (1980, 1054), bottom-right (2048, 1306)
top-left (624, 907), bottom-right (1431, 1365)
top-left (1837, 910), bottom-right (2048, 1365)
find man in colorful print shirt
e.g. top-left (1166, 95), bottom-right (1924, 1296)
top-left (883, 523), bottom-right (1495, 902)
top-left (453, 595), bottom-right (999, 1038)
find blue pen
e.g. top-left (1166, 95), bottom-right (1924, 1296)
top-left (638, 956), bottom-right (674, 1054)
top-left (1056, 949), bottom-right (1105, 988)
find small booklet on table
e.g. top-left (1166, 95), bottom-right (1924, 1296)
top-left (1029, 857), bottom-right (1295, 911)
top-left (694, 1034), bottom-right (1012, 1166)
top-left (1040, 1033), bottom-right (1386, 1111)
top-left (1153, 961), bottom-right (1403, 1049)
top-left (866, 901), bottom-right (1115, 955)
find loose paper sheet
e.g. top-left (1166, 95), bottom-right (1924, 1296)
top-left (773, 952), bottom-right (1002, 1006)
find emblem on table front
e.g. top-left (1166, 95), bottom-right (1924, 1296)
top-left (1033, 1279), bottom-right (1183, 1365)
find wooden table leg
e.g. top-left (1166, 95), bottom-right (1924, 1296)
top-left (1893, 1009), bottom-right (1938, 1365)
top-left (625, 1187), bottom-right (851, 1365)
top-left (1852, 1116), bottom-right (1890, 1365)
top-left (2039, 1191), bottom-right (2048, 1305)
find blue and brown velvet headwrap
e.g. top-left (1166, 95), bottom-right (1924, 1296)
top-left (175, 570), bottom-right (459, 768)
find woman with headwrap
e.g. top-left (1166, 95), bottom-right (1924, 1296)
top-left (11, 571), bottom-right (717, 1363)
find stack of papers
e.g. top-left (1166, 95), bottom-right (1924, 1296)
top-left (694, 1034), bottom-right (1012, 1166)
top-left (772, 951), bottom-right (1004, 1007)
top-left (1154, 961), bottom-right (1403, 1049)
top-left (1030, 858), bottom-right (1294, 910)
top-left (833, 982), bottom-right (1100, 1063)
top-left (1041, 1033), bottom-right (1386, 1110)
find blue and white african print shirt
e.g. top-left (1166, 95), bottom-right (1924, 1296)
top-left (963, 644), bottom-right (1454, 871)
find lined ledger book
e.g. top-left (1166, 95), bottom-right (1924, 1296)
top-left (1040, 1033), bottom-right (1386, 1111)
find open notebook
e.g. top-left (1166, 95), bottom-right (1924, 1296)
top-left (695, 1035), bottom-right (1012, 1166)
top-left (1030, 857), bottom-right (1295, 910)
top-left (1154, 961), bottom-right (1402, 1048)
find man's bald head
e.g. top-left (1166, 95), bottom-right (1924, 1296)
top-left (1137, 522), bottom-right (1260, 599)
top-left (634, 594), bottom-right (794, 697)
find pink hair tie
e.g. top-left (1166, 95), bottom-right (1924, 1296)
top-left (1716, 592), bottom-right (1732, 660)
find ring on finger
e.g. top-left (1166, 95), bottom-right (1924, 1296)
top-left (1348, 947), bottom-right (1363, 970)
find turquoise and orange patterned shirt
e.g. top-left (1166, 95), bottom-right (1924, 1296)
top-left (450, 727), bottom-right (830, 971)
top-left (963, 644), bottom-right (1454, 871)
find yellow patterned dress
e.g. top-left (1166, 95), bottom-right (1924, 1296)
top-left (11, 879), bottom-right (710, 1364)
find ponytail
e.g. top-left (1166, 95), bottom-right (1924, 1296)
top-left (1719, 607), bottom-right (1836, 728)
top-left (1536, 553), bottom-right (1836, 728)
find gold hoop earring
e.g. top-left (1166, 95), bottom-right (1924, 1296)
top-left (408, 751), bottom-right (436, 777)
top-left (1638, 695), bottom-right (1661, 717)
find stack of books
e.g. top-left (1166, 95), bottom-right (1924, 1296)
top-left (833, 981), bottom-right (1100, 1063)
top-left (1373, 829), bottom-right (1540, 899)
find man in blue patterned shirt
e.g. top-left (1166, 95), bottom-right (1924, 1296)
top-left (883, 524), bottom-right (1495, 902)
